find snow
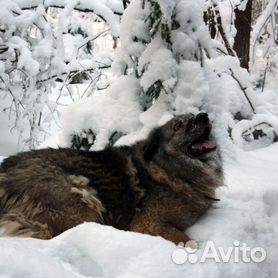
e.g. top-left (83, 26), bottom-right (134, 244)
top-left (1, 0), bottom-right (276, 152)
top-left (55, 76), bottom-right (142, 150)
top-left (39, 0), bottom-right (277, 161)
top-left (138, 36), bottom-right (177, 93)
top-left (0, 109), bottom-right (21, 156)
top-left (0, 0), bottom-right (116, 149)
top-left (251, 0), bottom-right (278, 64)
top-left (232, 114), bottom-right (278, 150)
top-left (174, 0), bottom-right (213, 57)
top-left (13, 0), bottom-right (123, 36)
top-left (0, 143), bottom-right (277, 278)
top-left (110, 0), bottom-right (278, 161)
top-left (0, 0), bottom-right (277, 275)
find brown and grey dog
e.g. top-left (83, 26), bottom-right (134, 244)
top-left (0, 113), bottom-right (223, 244)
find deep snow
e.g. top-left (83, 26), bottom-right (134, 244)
top-left (0, 143), bottom-right (277, 278)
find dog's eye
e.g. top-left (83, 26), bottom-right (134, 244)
top-left (173, 121), bottom-right (183, 131)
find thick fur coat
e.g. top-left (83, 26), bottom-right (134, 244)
top-left (0, 113), bottom-right (223, 244)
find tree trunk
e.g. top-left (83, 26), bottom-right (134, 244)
top-left (233, 0), bottom-right (252, 70)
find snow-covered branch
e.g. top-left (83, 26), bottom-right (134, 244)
top-left (251, 0), bottom-right (278, 65)
top-left (13, 0), bottom-right (123, 35)
top-left (0, 0), bottom-right (114, 149)
top-left (211, 0), bottom-right (236, 56)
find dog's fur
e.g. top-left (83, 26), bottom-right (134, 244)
top-left (0, 113), bottom-right (223, 244)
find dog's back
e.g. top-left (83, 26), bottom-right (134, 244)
top-left (0, 148), bottom-right (142, 238)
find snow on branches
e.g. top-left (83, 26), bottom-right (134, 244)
top-left (251, 0), bottom-right (278, 92)
top-left (0, 0), bottom-right (121, 149)
top-left (12, 0), bottom-right (123, 35)
top-left (1, 0), bottom-right (277, 152)
top-left (110, 0), bottom-right (276, 150)
top-left (251, 0), bottom-right (278, 65)
top-left (49, 0), bottom-right (278, 154)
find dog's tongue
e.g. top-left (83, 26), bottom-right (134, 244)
top-left (191, 140), bottom-right (216, 151)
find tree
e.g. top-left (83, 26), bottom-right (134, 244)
top-left (0, 0), bottom-right (123, 149)
top-left (204, 0), bottom-right (277, 74)
top-left (204, 0), bottom-right (253, 70)
top-left (251, 0), bottom-right (278, 91)
top-left (54, 0), bottom-right (277, 152)
top-left (2, 0), bottom-right (276, 151)
top-left (234, 0), bottom-right (252, 70)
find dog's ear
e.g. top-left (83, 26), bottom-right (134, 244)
top-left (143, 129), bottom-right (161, 161)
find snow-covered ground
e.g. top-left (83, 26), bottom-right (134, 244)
top-left (0, 143), bottom-right (277, 278)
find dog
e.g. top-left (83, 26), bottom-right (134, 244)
top-left (0, 113), bottom-right (223, 244)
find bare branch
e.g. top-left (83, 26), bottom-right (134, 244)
top-left (38, 65), bottom-right (111, 84)
top-left (261, 62), bottom-right (269, 93)
top-left (212, 1), bottom-right (236, 57)
top-left (228, 68), bottom-right (255, 113)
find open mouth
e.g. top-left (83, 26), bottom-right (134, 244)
top-left (187, 126), bottom-right (217, 157)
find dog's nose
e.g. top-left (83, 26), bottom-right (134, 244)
top-left (195, 113), bottom-right (209, 124)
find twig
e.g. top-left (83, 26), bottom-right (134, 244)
top-left (77, 29), bottom-right (109, 55)
top-left (251, 0), bottom-right (278, 64)
top-left (227, 0), bottom-right (234, 33)
top-left (216, 47), bottom-right (228, 55)
top-left (212, 2), bottom-right (235, 57)
top-left (123, 0), bottom-right (130, 9)
top-left (38, 65), bottom-right (110, 83)
top-left (228, 68), bottom-right (255, 113)
top-left (0, 75), bottom-right (25, 109)
top-left (81, 73), bottom-right (101, 98)
top-left (261, 62), bottom-right (269, 92)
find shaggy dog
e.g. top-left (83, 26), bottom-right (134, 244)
top-left (0, 113), bottom-right (223, 244)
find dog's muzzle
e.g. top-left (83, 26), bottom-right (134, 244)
top-left (187, 113), bottom-right (217, 157)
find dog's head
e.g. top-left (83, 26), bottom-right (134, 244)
top-left (143, 113), bottom-right (222, 175)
